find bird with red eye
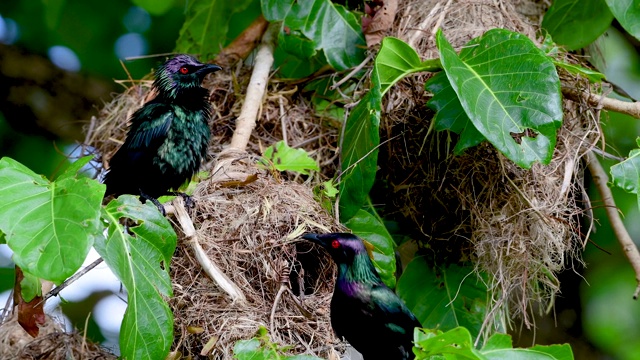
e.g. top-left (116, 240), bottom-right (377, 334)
top-left (301, 232), bottom-right (421, 359)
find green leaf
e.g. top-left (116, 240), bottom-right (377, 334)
top-left (20, 270), bottom-right (42, 302)
top-left (274, 0), bottom-right (366, 71)
top-left (552, 60), bottom-right (606, 83)
top-left (375, 37), bottom-right (441, 95)
top-left (610, 138), bottom-right (640, 210)
top-left (397, 257), bottom-right (487, 340)
top-left (0, 157), bottom-right (105, 283)
top-left (426, 71), bottom-right (485, 153)
top-left (132, 0), bottom-right (175, 15)
top-left (413, 327), bottom-right (485, 359)
top-left (606, 0), bottom-right (640, 41)
top-left (481, 333), bottom-right (574, 360)
top-left (261, 141), bottom-right (320, 175)
top-left (260, 0), bottom-right (293, 21)
top-left (96, 195), bottom-right (177, 360)
top-left (339, 75), bottom-right (381, 222)
top-left (322, 180), bottom-right (338, 198)
top-left (344, 203), bottom-right (397, 288)
top-left (434, 29), bottom-right (563, 169)
top-left (541, 0), bottom-right (613, 50)
top-left (175, 0), bottom-right (254, 61)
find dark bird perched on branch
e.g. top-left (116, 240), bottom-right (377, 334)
top-left (104, 54), bottom-right (221, 213)
top-left (302, 233), bottom-right (421, 360)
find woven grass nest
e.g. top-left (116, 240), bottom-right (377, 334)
top-left (80, 0), bottom-right (598, 358)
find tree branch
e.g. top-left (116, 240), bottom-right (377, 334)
top-left (586, 151), bottom-right (640, 299)
top-left (228, 22), bottom-right (278, 152)
top-left (562, 87), bottom-right (640, 119)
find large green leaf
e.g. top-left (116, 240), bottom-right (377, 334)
top-left (541, 0), bottom-right (613, 50)
top-left (606, 0), bottom-right (640, 41)
top-left (481, 333), bottom-right (574, 360)
top-left (0, 157), bottom-right (104, 283)
top-left (344, 203), bottom-right (397, 288)
top-left (397, 257), bottom-right (487, 340)
top-left (433, 29), bottom-right (562, 169)
top-left (610, 138), bottom-right (640, 211)
top-left (339, 71), bottom-right (381, 222)
top-left (175, 0), bottom-right (254, 61)
top-left (265, 0), bottom-right (365, 71)
top-left (97, 195), bottom-right (177, 360)
top-left (375, 37), bottom-right (441, 95)
top-left (412, 328), bottom-right (574, 360)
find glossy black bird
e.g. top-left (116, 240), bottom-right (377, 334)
top-left (103, 54), bottom-right (221, 212)
top-left (302, 233), bottom-right (421, 359)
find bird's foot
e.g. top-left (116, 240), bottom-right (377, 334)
top-left (139, 191), bottom-right (166, 216)
top-left (173, 192), bottom-right (195, 209)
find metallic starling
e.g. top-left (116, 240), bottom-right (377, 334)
top-left (103, 54), bottom-right (221, 212)
top-left (302, 233), bottom-right (421, 360)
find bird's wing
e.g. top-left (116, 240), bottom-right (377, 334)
top-left (369, 284), bottom-right (421, 336)
top-left (125, 104), bottom-right (173, 150)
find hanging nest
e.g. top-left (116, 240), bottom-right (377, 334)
top-left (376, 0), bottom-right (599, 332)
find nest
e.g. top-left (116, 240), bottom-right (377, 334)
top-left (377, 0), bottom-right (600, 331)
top-left (0, 314), bottom-right (116, 359)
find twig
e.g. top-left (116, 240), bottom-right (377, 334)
top-left (563, 87), bottom-right (640, 119)
top-left (586, 151), bottom-right (640, 299)
top-left (329, 54), bottom-right (374, 91)
top-left (41, 257), bottom-right (104, 304)
top-left (228, 22), bottom-right (279, 152)
top-left (172, 197), bottom-right (247, 304)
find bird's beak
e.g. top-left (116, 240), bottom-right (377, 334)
top-left (198, 63), bottom-right (222, 75)
top-left (302, 233), bottom-right (321, 244)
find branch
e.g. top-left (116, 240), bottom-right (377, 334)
top-left (586, 151), bottom-right (640, 299)
top-left (562, 87), bottom-right (640, 119)
top-left (228, 22), bottom-right (278, 152)
top-left (171, 197), bottom-right (247, 304)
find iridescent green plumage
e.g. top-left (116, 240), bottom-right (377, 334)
top-left (104, 55), bottom-right (221, 208)
top-left (302, 233), bottom-right (421, 359)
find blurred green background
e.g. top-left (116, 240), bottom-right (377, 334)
top-left (1, 1), bottom-right (640, 359)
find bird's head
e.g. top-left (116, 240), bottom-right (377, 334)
top-left (302, 233), bottom-right (374, 265)
top-left (153, 54), bottom-right (222, 98)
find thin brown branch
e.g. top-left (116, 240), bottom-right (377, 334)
top-left (563, 87), bottom-right (640, 119)
top-left (586, 151), bottom-right (640, 299)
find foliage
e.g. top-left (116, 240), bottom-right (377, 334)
top-left (428, 29), bottom-right (562, 168)
top-left (0, 156), bottom-right (177, 359)
top-left (542, 0), bottom-right (640, 52)
top-left (233, 326), bottom-right (322, 360)
top-left (97, 195), bottom-right (177, 359)
top-left (261, 140), bottom-right (320, 175)
top-left (610, 137), bottom-right (640, 210)
top-left (262, 0), bottom-right (366, 76)
top-left (175, 0), bottom-right (256, 61)
top-left (397, 257), bottom-right (489, 341)
top-left (413, 327), bottom-right (574, 359)
top-left (0, 156), bottom-right (104, 284)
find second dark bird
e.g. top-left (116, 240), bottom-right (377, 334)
top-left (103, 54), bottom-right (221, 212)
top-left (302, 232), bottom-right (421, 360)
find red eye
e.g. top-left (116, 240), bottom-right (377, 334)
top-left (179, 66), bottom-right (189, 74)
top-left (331, 240), bottom-right (340, 249)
